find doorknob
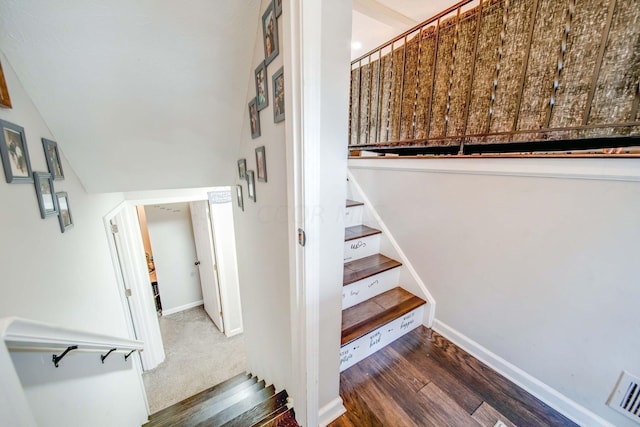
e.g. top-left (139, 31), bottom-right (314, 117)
top-left (194, 261), bottom-right (201, 266)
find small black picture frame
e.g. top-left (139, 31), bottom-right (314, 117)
top-left (272, 67), bottom-right (285, 123)
top-left (238, 158), bottom-right (247, 179)
top-left (56, 191), bottom-right (74, 232)
top-left (255, 61), bottom-right (269, 112)
top-left (246, 170), bottom-right (256, 202)
top-left (236, 185), bottom-right (244, 212)
top-left (42, 138), bottom-right (65, 180)
top-left (262, 2), bottom-right (279, 65)
top-left (0, 119), bottom-right (33, 183)
top-left (249, 98), bottom-right (261, 139)
top-left (33, 171), bottom-right (58, 219)
top-left (255, 146), bottom-right (267, 182)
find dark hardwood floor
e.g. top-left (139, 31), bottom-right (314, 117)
top-left (330, 327), bottom-right (578, 427)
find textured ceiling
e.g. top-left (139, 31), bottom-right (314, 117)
top-left (0, 0), bottom-right (260, 193)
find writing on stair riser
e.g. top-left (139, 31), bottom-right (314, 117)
top-left (350, 241), bottom-right (366, 250)
top-left (400, 313), bottom-right (415, 330)
top-left (342, 268), bottom-right (401, 310)
top-left (369, 331), bottom-right (382, 348)
top-left (339, 305), bottom-right (425, 372)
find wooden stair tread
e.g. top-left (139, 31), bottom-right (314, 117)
top-left (145, 373), bottom-right (254, 425)
top-left (148, 380), bottom-right (266, 427)
top-left (343, 254), bottom-right (402, 285)
top-left (341, 287), bottom-right (426, 346)
top-left (223, 390), bottom-right (288, 427)
top-left (253, 408), bottom-right (299, 427)
top-left (203, 385), bottom-right (276, 426)
top-left (346, 199), bottom-right (364, 207)
top-left (345, 225), bottom-right (381, 241)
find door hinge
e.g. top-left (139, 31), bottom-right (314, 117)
top-left (297, 228), bottom-right (306, 247)
top-left (214, 264), bottom-right (218, 272)
top-left (111, 223), bottom-right (119, 234)
top-left (125, 288), bottom-right (132, 297)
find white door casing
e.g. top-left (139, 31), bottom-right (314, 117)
top-left (190, 201), bottom-right (224, 333)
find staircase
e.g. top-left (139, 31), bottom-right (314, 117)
top-left (340, 199), bottom-right (427, 371)
top-left (144, 372), bottom-right (299, 427)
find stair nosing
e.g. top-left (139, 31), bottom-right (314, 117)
top-left (344, 225), bottom-right (382, 242)
top-left (343, 254), bottom-right (402, 286)
top-left (341, 289), bottom-right (426, 346)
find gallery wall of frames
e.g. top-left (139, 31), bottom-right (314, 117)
top-left (0, 61), bottom-right (73, 233)
top-left (237, 0), bottom-right (284, 211)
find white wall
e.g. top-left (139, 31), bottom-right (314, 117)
top-left (0, 51), bottom-right (147, 425)
top-left (350, 158), bottom-right (640, 427)
top-left (145, 203), bottom-right (203, 314)
top-left (232, 0), bottom-right (292, 397)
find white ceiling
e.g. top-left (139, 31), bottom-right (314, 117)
top-left (0, 0), bottom-right (462, 193)
top-left (351, 0), bottom-right (469, 60)
top-left (0, 0), bottom-right (260, 193)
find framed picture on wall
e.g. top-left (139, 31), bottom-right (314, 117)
top-left (246, 170), bottom-right (256, 202)
top-left (272, 67), bottom-right (285, 123)
top-left (0, 119), bottom-right (33, 183)
top-left (56, 191), bottom-right (74, 232)
top-left (237, 158), bottom-right (247, 179)
top-left (42, 138), bottom-right (65, 180)
top-left (262, 2), bottom-right (279, 65)
top-left (33, 171), bottom-right (59, 219)
top-left (275, 0), bottom-right (282, 17)
top-left (255, 146), bottom-right (267, 182)
top-left (236, 185), bottom-right (244, 211)
top-left (0, 61), bottom-right (12, 109)
top-left (255, 61), bottom-right (269, 112)
top-left (249, 98), bottom-right (261, 139)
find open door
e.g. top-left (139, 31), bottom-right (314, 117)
top-left (190, 200), bottom-right (224, 333)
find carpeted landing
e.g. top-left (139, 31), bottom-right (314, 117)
top-left (142, 305), bottom-right (247, 414)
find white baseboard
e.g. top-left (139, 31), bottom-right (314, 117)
top-left (162, 300), bottom-right (204, 316)
top-left (318, 396), bottom-right (346, 427)
top-left (432, 319), bottom-right (614, 427)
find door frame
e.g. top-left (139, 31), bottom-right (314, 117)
top-left (103, 188), bottom-right (230, 376)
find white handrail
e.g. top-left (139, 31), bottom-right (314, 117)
top-left (0, 317), bottom-right (144, 353)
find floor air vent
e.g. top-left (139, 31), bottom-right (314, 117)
top-left (608, 371), bottom-right (640, 424)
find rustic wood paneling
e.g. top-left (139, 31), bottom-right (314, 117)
top-left (430, 16), bottom-right (457, 140)
top-left (589, 0), bottom-right (640, 127)
top-left (550, 0), bottom-right (610, 129)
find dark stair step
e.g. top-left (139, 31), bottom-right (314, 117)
top-left (145, 373), bottom-right (255, 426)
top-left (149, 379), bottom-right (266, 427)
top-left (200, 384), bottom-right (276, 426)
top-left (346, 199), bottom-right (364, 208)
top-left (223, 390), bottom-right (288, 427)
top-left (341, 287), bottom-right (426, 346)
top-left (252, 408), bottom-right (299, 427)
top-left (343, 254), bottom-right (402, 286)
top-left (345, 225), bottom-right (381, 242)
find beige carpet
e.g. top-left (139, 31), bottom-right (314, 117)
top-left (142, 306), bottom-right (247, 414)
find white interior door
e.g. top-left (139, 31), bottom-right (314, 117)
top-left (190, 201), bottom-right (224, 332)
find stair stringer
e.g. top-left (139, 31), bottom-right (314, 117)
top-left (347, 171), bottom-right (436, 327)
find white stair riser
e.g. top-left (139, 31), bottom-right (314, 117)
top-left (343, 233), bottom-right (380, 262)
top-left (342, 267), bottom-right (400, 309)
top-left (344, 205), bottom-right (363, 227)
top-left (339, 305), bottom-right (424, 372)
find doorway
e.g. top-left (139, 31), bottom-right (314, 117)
top-left (105, 188), bottom-right (246, 414)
